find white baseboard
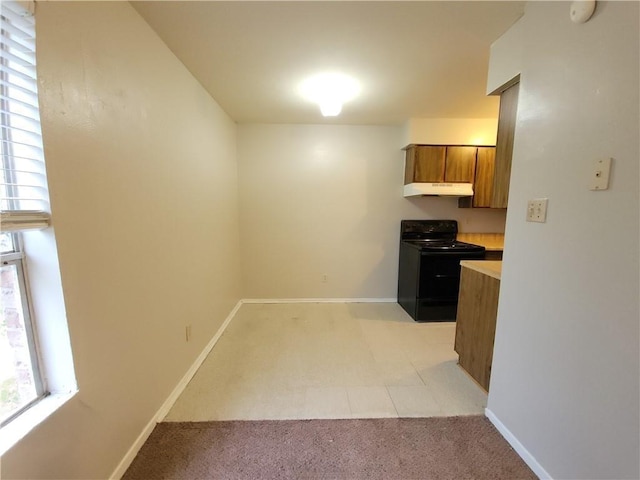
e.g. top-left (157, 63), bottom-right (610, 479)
top-left (109, 300), bottom-right (243, 480)
top-left (156, 300), bottom-right (243, 420)
top-left (485, 408), bottom-right (551, 480)
top-left (242, 298), bottom-right (397, 304)
top-left (110, 297), bottom-right (398, 479)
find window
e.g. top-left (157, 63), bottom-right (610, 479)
top-left (1, 1), bottom-right (55, 428)
top-left (1, 232), bottom-right (44, 425)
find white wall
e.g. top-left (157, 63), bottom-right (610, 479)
top-left (487, 2), bottom-right (639, 479)
top-left (238, 124), bottom-right (507, 299)
top-left (486, 16), bottom-right (523, 95)
top-left (2, 3), bottom-right (242, 479)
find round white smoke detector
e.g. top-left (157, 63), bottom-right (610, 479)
top-left (570, 1), bottom-right (596, 24)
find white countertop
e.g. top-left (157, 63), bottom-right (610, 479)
top-left (460, 260), bottom-right (502, 280)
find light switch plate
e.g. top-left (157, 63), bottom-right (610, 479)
top-left (590, 158), bottom-right (612, 191)
top-left (527, 198), bottom-right (548, 223)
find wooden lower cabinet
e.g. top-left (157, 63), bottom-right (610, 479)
top-left (483, 250), bottom-right (503, 261)
top-left (454, 266), bottom-right (500, 391)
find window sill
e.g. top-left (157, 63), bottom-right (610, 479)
top-left (0, 390), bottom-right (77, 456)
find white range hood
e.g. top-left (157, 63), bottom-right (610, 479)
top-left (403, 182), bottom-right (474, 197)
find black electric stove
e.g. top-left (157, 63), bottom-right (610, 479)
top-left (402, 239), bottom-right (485, 251)
top-left (397, 220), bottom-right (485, 322)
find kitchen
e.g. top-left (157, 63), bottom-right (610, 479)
top-left (397, 85), bottom-right (518, 388)
top-left (1, 2), bottom-right (638, 480)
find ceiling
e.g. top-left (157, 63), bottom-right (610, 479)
top-left (131, 1), bottom-right (524, 125)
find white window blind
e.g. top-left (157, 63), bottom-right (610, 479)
top-left (1, 0), bottom-right (50, 231)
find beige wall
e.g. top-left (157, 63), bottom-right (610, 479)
top-left (2, 3), bottom-right (513, 478)
top-left (487, 2), bottom-right (639, 478)
top-left (238, 124), bottom-right (507, 299)
top-left (403, 118), bottom-right (498, 146)
top-left (2, 3), bottom-right (242, 479)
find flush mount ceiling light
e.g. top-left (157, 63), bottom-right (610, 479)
top-left (299, 73), bottom-right (360, 117)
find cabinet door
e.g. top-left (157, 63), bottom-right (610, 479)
top-left (405, 146), bottom-right (445, 183)
top-left (444, 146), bottom-right (476, 183)
top-left (472, 147), bottom-right (496, 207)
top-left (454, 267), bottom-right (500, 391)
top-left (491, 82), bottom-right (519, 208)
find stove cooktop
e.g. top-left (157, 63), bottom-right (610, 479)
top-left (403, 239), bottom-right (485, 252)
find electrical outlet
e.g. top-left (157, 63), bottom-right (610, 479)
top-left (526, 198), bottom-right (548, 223)
top-left (322, 274), bottom-right (328, 283)
top-left (185, 325), bottom-right (192, 342)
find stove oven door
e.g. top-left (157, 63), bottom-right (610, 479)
top-left (397, 241), bottom-right (485, 322)
top-left (418, 254), bottom-right (463, 302)
top-left (415, 250), bottom-right (485, 322)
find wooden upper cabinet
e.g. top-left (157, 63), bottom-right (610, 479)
top-left (472, 147), bottom-right (496, 208)
top-left (444, 146), bottom-right (476, 183)
top-left (404, 145), bottom-right (446, 184)
top-left (491, 81), bottom-right (519, 209)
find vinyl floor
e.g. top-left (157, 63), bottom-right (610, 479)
top-left (165, 302), bottom-right (487, 421)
